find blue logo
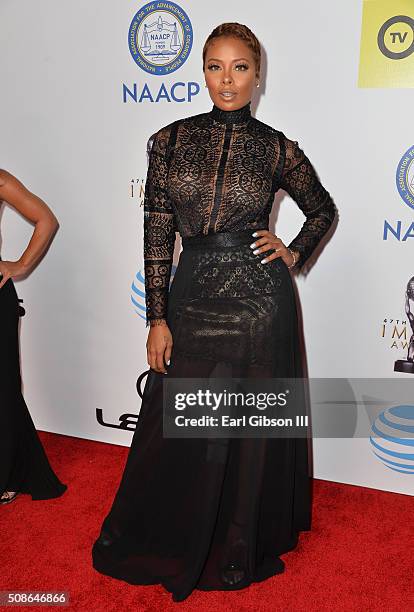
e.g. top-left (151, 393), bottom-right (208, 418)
top-left (131, 265), bottom-right (177, 321)
top-left (396, 146), bottom-right (414, 210)
top-left (128, 2), bottom-right (193, 75)
top-left (370, 405), bottom-right (414, 474)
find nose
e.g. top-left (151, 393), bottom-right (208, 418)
top-left (222, 70), bottom-right (233, 84)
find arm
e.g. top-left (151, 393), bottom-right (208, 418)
top-left (144, 126), bottom-right (177, 327)
top-left (278, 135), bottom-right (337, 271)
top-left (0, 169), bottom-right (58, 289)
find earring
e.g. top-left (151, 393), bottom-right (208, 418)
top-left (256, 82), bottom-right (260, 88)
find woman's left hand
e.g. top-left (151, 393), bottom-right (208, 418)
top-left (0, 260), bottom-right (29, 289)
top-left (250, 229), bottom-right (298, 268)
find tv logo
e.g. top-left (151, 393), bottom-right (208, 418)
top-left (359, 1), bottom-right (414, 88)
top-left (377, 15), bottom-right (414, 60)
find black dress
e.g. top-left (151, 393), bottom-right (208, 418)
top-left (0, 270), bottom-right (67, 500)
top-left (92, 101), bottom-right (336, 601)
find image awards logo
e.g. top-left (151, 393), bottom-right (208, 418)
top-left (358, 0), bottom-right (414, 88)
top-left (128, 1), bottom-right (193, 75)
top-left (394, 276), bottom-right (414, 374)
top-left (370, 405), bottom-right (414, 473)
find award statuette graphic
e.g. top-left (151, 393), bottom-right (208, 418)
top-left (394, 276), bottom-right (414, 374)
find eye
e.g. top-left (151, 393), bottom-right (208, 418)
top-left (207, 64), bottom-right (220, 70)
top-left (235, 63), bottom-right (249, 70)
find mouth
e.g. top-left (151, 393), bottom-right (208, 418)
top-left (219, 91), bottom-right (237, 100)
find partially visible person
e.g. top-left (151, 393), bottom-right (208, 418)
top-left (0, 169), bottom-right (67, 505)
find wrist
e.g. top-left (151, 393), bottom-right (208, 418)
top-left (149, 318), bottom-right (167, 327)
top-left (287, 248), bottom-right (299, 269)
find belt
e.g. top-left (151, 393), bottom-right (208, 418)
top-left (181, 228), bottom-right (268, 250)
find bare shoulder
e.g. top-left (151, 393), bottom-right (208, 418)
top-left (0, 169), bottom-right (14, 187)
top-left (0, 169), bottom-right (27, 194)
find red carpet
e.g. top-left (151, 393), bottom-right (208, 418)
top-left (1, 432), bottom-right (413, 611)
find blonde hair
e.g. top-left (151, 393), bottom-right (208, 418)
top-left (202, 22), bottom-right (261, 79)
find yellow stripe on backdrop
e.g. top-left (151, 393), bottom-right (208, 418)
top-left (358, 0), bottom-right (414, 88)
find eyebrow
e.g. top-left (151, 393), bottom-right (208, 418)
top-left (206, 57), bottom-right (251, 62)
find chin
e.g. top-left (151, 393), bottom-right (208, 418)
top-left (214, 96), bottom-right (240, 107)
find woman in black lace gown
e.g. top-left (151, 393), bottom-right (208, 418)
top-left (0, 169), bottom-right (67, 504)
top-left (92, 23), bottom-right (336, 602)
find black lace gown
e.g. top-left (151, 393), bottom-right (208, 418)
top-left (0, 271), bottom-right (67, 500)
top-left (92, 101), bottom-right (336, 601)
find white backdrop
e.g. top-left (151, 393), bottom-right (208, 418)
top-left (1, 1), bottom-right (413, 496)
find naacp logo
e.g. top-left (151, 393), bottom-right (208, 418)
top-left (396, 146), bottom-right (414, 210)
top-left (128, 1), bottom-right (193, 75)
top-left (377, 15), bottom-right (414, 60)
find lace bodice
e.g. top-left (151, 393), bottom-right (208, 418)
top-left (143, 101), bottom-right (336, 327)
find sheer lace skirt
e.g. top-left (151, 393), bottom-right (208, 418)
top-left (92, 229), bottom-right (312, 602)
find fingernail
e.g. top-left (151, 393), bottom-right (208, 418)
top-left (166, 359), bottom-right (170, 365)
top-left (249, 242), bottom-right (256, 248)
top-left (252, 232), bottom-right (258, 237)
top-left (253, 249), bottom-right (260, 255)
top-left (260, 258), bottom-right (267, 264)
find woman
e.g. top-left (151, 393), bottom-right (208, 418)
top-left (93, 23), bottom-right (336, 601)
top-left (0, 169), bottom-right (67, 504)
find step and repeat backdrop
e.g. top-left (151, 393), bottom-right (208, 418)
top-left (1, 1), bottom-right (413, 496)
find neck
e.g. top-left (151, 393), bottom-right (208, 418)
top-left (210, 100), bottom-right (252, 125)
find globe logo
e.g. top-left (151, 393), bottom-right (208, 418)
top-left (370, 405), bottom-right (414, 474)
top-left (131, 265), bottom-right (176, 322)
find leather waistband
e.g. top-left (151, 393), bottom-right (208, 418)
top-left (181, 228), bottom-right (268, 250)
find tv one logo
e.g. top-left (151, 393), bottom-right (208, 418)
top-left (377, 15), bottom-right (414, 60)
top-left (358, 4), bottom-right (414, 88)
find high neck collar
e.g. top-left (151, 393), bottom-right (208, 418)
top-left (210, 101), bottom-right (252, 125)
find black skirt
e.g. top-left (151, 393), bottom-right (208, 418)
top-left (92, 229), bottom-right (312, 602)
top-left (0, 276), bottom-right (67, 500)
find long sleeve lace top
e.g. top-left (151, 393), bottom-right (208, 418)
top-left (143, 101), bottom-right (336, 327)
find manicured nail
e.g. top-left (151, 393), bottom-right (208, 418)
top-left (252, 232), bottom-right (258, 237)
top-left (249, 242), bottom-right (256, 248)
top-left (253, 249), bottom-right (260, 255)
top-left (260, 258), bottom-right (267, 264)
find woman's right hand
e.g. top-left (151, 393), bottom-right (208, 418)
top-left (0, 260), bottom-right (30, 289)
top-left (146, 321), bottom-right (173, 373)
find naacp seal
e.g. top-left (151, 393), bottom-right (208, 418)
top-left (396, 145), bottom-right (414, 210)
top-left (128, 1), bottom-right (193, 75)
